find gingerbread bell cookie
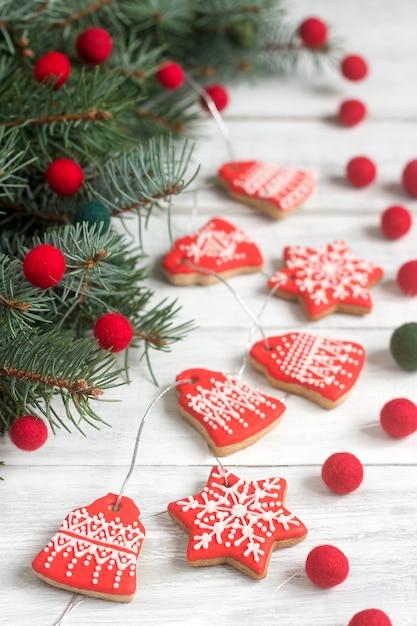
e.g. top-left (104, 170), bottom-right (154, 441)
top-left (267, 241), bottom-right (383, 320)
top-left (163, 217), bottom-right (263, 286)
top-left (218, 161), bottom-right (316, 219)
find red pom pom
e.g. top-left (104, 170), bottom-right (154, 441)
top-left (348, 608), bottom-right (392, 626)
top-left (305, 544), bottom-right (349, 588)
top-left (156, 61), bottom-right (184, 89)
top-left (201, 84), bottom-right (230, 112)
top-left (380, 398), bottom-right (417, 438)
top-left (23, 243), bottom-right (66, 289)
top-left (380, 205), bottom-right (412, 240)
top-left (401, 159), bottom-right (417, 197)
top-left (397, 260), bottom-right (417, 295)
top-left (46, 159), bottom-right (84, 196)
top-left (337, 99), bottom-right (367, 127)
top-left (34, 51), bottom-right (71, 88)
top-left (76, 27), bottom-right (113, 64)
top-left (298, 17), bottom-right (328, 48)
top-left (10, 415), bottom-right (48, 451)
top-left (94, 313), bottom-right (133, 352)
top-left (321, 452), bottom-right (364, 494)
top-left (346, 156), bottom-right (376, 187)
top-left (341, 54), bottom-right (368, 81)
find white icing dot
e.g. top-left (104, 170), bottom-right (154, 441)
top-left (84, 560), bottom-right (89, 566)
top-left (44, 563), bottom-right (50, 569)
top-left (113, 583), bottom-right (120, 589)
top-left (47, 556), bottom-right (54, 563)
top-left (93, 572), bottom-right (100, 579)
top-left (66, 572), bottom-right (72, 578)
top-left (92, 579), bottom-right (98, 585)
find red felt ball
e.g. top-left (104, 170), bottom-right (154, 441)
top-left (321, 452), bottom-right (364, 494)
top-left (298, 17), bottom-right (328, 48)
top-left (10, 415), bottom-right (48, 451)
top-left (94, 313), bottom-right (133, 352)
top-left (346, 156), bottom-right (376, 188)
top-left (397, 260), bottom-right (417, 295)
top-left (305, 544), bottom-right (349, 588)
top-left (46, 159), bottom-right (84, 196)
top-left (156, 61), bottom-right (184, 89)
top-left (348, 608), bottom-right (392, 626)
top-left (380, 398), bottom-right (417, 438)
top-left (201, 84), bottom-right (230, 113)
top-left (76, 27), bottom-right (113, 64)
top-left (34, 51), bottom-right (71, 88)
top-left (23, 243), bottom-right (66, 289)
top-left (337, 99), bottom-right (367, 127)
top-left (341, 54), bottom-right (368, 81)
top-left (380, 205), bottom-right (412, 240)
top-left (401, 159), bottom-right (417, 197)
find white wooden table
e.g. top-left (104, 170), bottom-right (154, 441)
top-left (2, 2), bottom-right (417, 624)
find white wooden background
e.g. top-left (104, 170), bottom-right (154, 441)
top-left (2, 1), bottom-right (417, 624)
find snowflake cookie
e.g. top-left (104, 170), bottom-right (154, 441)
top-left (168, 466), bottom-right (307, 579)
top-left (267, 241), bottom-right (383, 320)
top-left (218, 161), bottom-right (316, 219)
top-left (175, 368), bottom-right (286, 456)
top-left (163, 217), bottom-right (263, 285)
top-left (249, 332), bottom-right (365, 409)
top-left (32, 493), bottom-right (145, 603)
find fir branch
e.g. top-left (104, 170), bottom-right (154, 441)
top-left (4, 108), bottom-right (112, 128)
top-left (51, 0), bottom-right (115, 28)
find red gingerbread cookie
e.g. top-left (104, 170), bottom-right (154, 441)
top-left (168, 466), bottom-right (307, 579)
top-left (32, 493), bottom-right (145, 603)
top-left (163, 217), bottom-right (263, 285)
top-left (249, 332), bottom-right (365, 409)
top-left (267, 241), bottom-right (383, 320)
top-left (175, 368), bottom-right (286, 456)
top-left (218, 161), bottom-right (316, 219)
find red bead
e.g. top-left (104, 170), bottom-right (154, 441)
top-left (156, 61), bottom-right (184, 89)
top-left (305, 544), bottom-right (349, 588)
top-left (10, 415), bottom-right (48, 451)
top-left (401, 159), bottom-right (417, 196)
top-left (380, 398), bottom-right (417, 438)
top-left (337, 99), bottom-right (367, 127)
top-left (201, 84), bottom-right (229, 112)
top-left (23, 243), bottom-right (66, 289)
top-left (34, 51), bottom-right (71, 88)
top-left (348, 608), bottom-right (392, 626)
top-left (341, 54), bottom-right (368, 81)
top-left (94, 313), bottom-right (133, 352)
top-left (346, 156), bottom-right (376, 187)
top-left (76, 27), bottom-right (113, 64)
top-left (380, 205), bottom-right (412, 240)
top-left (321, 452), bottom-right (364, 494)
top-left (46, 159), bottom-right (84, 196)
top-left (397, 260), bottom-right (417, 295)
top-left (298, 17), bottom-right (328, 48)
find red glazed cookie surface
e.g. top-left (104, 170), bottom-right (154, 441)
top-left (249, 332), bottom-right (365, 409)
top-left (268, 241), bottom-right (383, 320)
top-left (218, 161), bottom-right (316, 219)
top-left (168, 466), bottom-right (307, 579)
top-left (175, 368), bottom-right (286, 455)
top-left (32, 493), bottom-right (145, 603)
top-left (163, 217), bottom-right (263, 285)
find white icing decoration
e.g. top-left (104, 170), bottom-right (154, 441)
top-left (179, 220), bottom-right (255, 265)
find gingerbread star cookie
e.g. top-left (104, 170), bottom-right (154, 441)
top-left (32, 493), bottom-right (145, 603)
top-left (175, 368), bottom-right (286, 456)
top-left (168, 466), bottom-right (307, 579)
top-left (163, 217), bottom-right (263, 285)
top-left (249, 331), bottom-right (365, 409)
top-left (267, 241), bottom-right (383, 320)
top-left (218, 161), bottom-right (316, 219)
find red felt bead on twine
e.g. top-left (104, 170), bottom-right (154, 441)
top-left (298, 16), bottom-right (328, 48)
top-left (10, 415), bottom-right (48, 451)
top-left (341, 54), bottom-right (369, 81)
top-left (380, 398), bottom-right (417, 438)
top-left (200, 84), bottom-right (230, 113)
top-left (23, 243), bottom-right (66, 289)
top-left (337, 99), bottom-right (367, 127)
top-left (156, 61), bottom-right (185, 89)
top-left (94, 312), bottom-right (133, 352)
top-left (76, 27), bottom-right (113, 65)
top-left (380, 205), bottom-right (412, 240)
top-left (346, 156), bottom-right (376, 188)
top-left (321, 452), bottom-right (364, 494)
top-left (401, 159), bottom-right (417, 197)
top-left (397, 260), bottom-right (417, 295)
top-left (46, 158), bottom-right (84, 196)
top-left (34, 51), bottom-right (71, 88)
top-left (305, 544), bottom-right (349, 588)
top-left (348, 608), bottom-right (392, 626)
